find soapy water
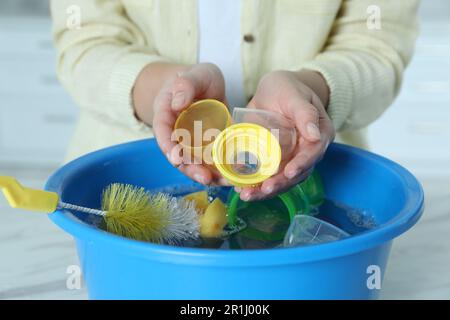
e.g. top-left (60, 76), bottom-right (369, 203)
top-left (205, 199), bottom-right (375, 250)
top-left (157, 185), bottom-right (377, 250)
top-left (149, 182), bottom-right (206, 197)
top-left (80, 184), bottom-right (376, 249)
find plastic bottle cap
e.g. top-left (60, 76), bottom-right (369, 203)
top-left (212, 123), bottom-right (282, 187)
top-left (173, 99), bottom-right (232, 152)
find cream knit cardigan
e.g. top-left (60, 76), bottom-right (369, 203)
top-left (50, 0), bottom-right (419, 161)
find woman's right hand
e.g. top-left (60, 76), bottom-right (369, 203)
top-left (152, 63), bottom-right (228, 185)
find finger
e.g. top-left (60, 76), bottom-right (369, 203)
top-left (289, 98), bottom-right (321, 143)
top-left (165, 144), bottom-right (183, 167)
top-left (237, 166), bottom-right (315, 201)
top-left (260, 172), bottom-right (293, 196)
top-left (295, 168), bottom-right (315, 183)
top-left (319, 112), bottom-right (336, 146)
top-left (171, 64), bottom-right (225, 111)
top-left (260, 166), bottom-right (314, 198)
top-left (284, 109), bottom-right (334, 181)
top-left (284, 141), bottom-right (324, 179)
top-left (153, 92), bottom-right (180, 162)
top-left (239, 186), bottom-right (261, 201)
top-left (178, 164), bottom-right (213, 185)
top-left (206, 170), bottom-right (232, 186)
top-left (170, 72), bottom-right (200, 111)
top-left (216, 177), bottom-right (232, 186)
top-left (242, 187), bottom-right (277, 201)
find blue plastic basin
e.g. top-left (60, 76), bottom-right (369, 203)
top-left (46, 139), bottom-right (424, 299)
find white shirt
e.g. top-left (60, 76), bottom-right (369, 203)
top-left (198, 0), bottom-right (247, 109)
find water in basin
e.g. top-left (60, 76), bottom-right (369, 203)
top-left (79, 183), bottom-right (376, 250)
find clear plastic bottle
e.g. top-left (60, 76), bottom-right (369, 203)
top-left (231, 107), bottom-right (297, 161)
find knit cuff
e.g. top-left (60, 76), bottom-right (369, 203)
top-left (107, 52), bottom-right (170, 130)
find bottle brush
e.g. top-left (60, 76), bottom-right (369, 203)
top-left (0, 176), bottom-right (199, 245)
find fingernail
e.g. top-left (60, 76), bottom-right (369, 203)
top-left (286, 170), bottom-right (298, 179)
top-left (307, 123), bottom-right (321, 141)
top-left (167, 150), bottom-right (183, 166)
top-left (172, 92), bottom-right (185, 108)
top-left (166, 152), bottom-right (175, 165)
top-left (194, 174), bottom-right (205, 184)
top-left (241, 193), bottom-right (250, 201)
top-left (263, 185), bottom-right (274, 194)
top-left (235, 187), bottom-right (242, 193)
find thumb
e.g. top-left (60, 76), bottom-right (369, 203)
top-left (289, 97), bottom-right (322, 142)
top-left (171, 63), bottom-right (225, 111)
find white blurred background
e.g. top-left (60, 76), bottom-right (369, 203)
top-left (0, 0), bottom-right (449, 299)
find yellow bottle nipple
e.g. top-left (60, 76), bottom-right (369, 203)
top-left (173, 100), bottom-right (295, 187)
top-left (212, 123), bottom-right (282, 187)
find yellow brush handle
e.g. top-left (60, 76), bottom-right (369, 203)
top-left (0, 176), bottom-right (59, 213)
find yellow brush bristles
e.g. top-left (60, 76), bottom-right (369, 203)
top-left (102, 184), bottom-right (168, 243)
top-left (101, 183), bottom-right (200, 244)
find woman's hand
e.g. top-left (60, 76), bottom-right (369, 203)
top-left (152, 63), bottom-right (228, 185)
top-left (237, 70), bottom-right (335, 201)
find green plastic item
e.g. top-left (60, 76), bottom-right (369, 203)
top-left (239, 201), bottom-right (289, 242)
top-left (227, 170), bottom-right (325, 227)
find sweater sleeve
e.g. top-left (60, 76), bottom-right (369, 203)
top-left (50, 0), bottom-right (170, 129)
top-left (300, 0), bottom-right (420, 131)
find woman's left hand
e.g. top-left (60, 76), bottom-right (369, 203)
top-left (237, 70), bottom-right (335, 201)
